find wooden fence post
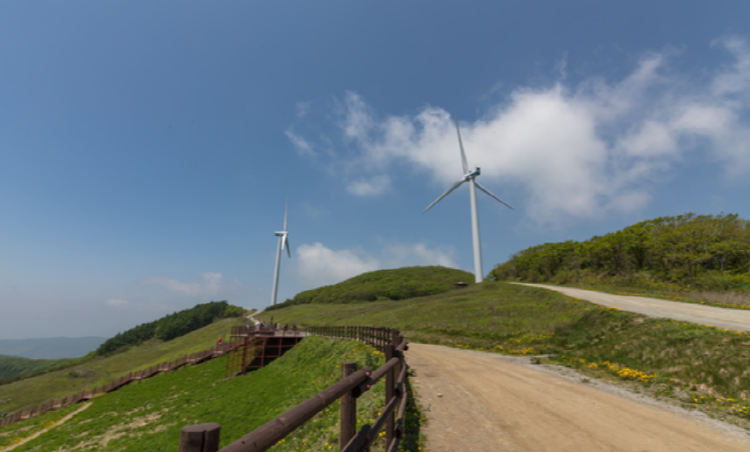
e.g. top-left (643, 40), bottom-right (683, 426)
top-left (340, 362), bottom-right (357, 449)
top-left (385, 344), bottom-right (395, 446)
top-left (179, 423), bottom-right (221, 452)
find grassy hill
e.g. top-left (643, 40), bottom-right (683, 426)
top-left (263, 281), bottom-right (750, 426)
top-left (0, 355), bottom-right (70, 380)
top-left (0, 316), bottom-right (248, 413)
top-left (490, 213), bottom-right (750, 294)
top-left (0, 337), bottom-right (421, 452)
top-left (267, 266), bottom-right (474, 310)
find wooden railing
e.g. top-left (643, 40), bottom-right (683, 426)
top-left (0, 324), bottom-right (305, 427)
top-left (0, 343), bottom-right (233, 427)
top-left (178, 326), bottom-right (409, 452)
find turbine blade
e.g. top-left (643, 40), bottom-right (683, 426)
top-left (423, 179), bottom-right (466, 213)
top-left (285, 237), bottom-right (291, 258)
top-left (454, 118), bottom-right (469, 174)
top-left (475, 181), bottom-right (513, 209)
top-left (283, 196), bottom-right (289, 230)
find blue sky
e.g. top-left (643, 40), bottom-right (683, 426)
top-left (2, 1), bottom-right (750, 339)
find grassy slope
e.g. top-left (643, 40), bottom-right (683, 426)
top-left (264, 282), bottom-right (750, 426)
top-left (4, 337), bottom-right (400, 452)
top-left (269, 266), bottom-right (474, 310)
top-left (0, 356), bottom-right (70, 380)
top-left (0, 317), bottom-right (248, 413)
top-left (264, 282), bottom-right (594, 351)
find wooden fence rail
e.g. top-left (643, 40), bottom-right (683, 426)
top-left (0, 342), bottom-right (236, 427)
top-left (179, 326), bottom-right (409, 452)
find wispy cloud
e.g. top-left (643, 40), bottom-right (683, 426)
top-left (284, 129), bottom-right (315, 156)
top-left (382, 243), bottom-right (457, 268)
top-left (140, 272), bottom-right (229, 298)
top-left (295, 242), bottom-right (457, 286)
top-left (295, 101), bottom-right (312, 118)
top-left (105, 298), bottom-right (128, 307)
top-left (347, 175), bottom-right (390, 196)
top-left (293, 36), bottom-right (750, 225)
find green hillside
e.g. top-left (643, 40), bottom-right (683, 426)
top-left (267, 265), bottom-right (474, 310)
top-left (0, 338), bottom-right (419, 452)
top-left (0, 355), bottom-right (70, 379)
top-left (263, 282), bottom-right (750, 426)
top-left (490, 213), bottom-right (750, 296)
top-left (0, 316), bottom-right (248, 413)
top-left (96, 300), bottom-right (243, 356)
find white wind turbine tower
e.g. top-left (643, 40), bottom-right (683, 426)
top-left (423, 118), bottom-right (513, 284)
top-left (270, 197), bottom-right (291, 306)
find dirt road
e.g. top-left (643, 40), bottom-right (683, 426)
top-left (408, 343), bottom-right (750, 451)
top-left (515, 283), bottom-right (750, 332)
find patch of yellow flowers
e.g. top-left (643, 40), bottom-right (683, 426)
top-left (564, 356), bottom-right (656, 383)
top-left (0, 419), bottom-right (58, 450)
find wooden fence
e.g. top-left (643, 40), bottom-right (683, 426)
top-left (0, 343), bottom-right (233, 427)
top-left (178, 326), bottom-right (410, 452)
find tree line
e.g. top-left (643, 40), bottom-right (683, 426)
top-left (489, 213), bottom-right (750, 290)
top-left (96, 301), bottom-right (243, 356)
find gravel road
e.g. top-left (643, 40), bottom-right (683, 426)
top-left (408, 343), bottom-right (750, 451)
top-left (515, 283), bottom-right (750, 332)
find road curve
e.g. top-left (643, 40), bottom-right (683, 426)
top-left (515, 283), bottom-right (750, 332)
top-left (408, 343), bottom-right (750, 451)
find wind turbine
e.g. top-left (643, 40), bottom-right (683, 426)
top-left (270, 197), bottom-right (291, 306)
top-left (423, 118), bottom-right (513, 284)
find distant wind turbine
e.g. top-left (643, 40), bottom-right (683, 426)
top-left (271, 197), bottom-right (291, 306)
top-left (423, 118), bottom-right (513, 284)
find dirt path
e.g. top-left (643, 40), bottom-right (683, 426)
top-left (515, 283), bottom-right (750, 332)
top-left (408, 343), bottom-right (750, 451)
top-left (3, 402), bottom-right (91, 452)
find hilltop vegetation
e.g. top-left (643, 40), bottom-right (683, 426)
top-left (490, 213), bottom-right (750, 292)
top-left (96, 301), bottom-right (243, 356)
top-left (0, 355), bottom-right (70, 380)
top-left (267, 266), bottom-right (473, 311)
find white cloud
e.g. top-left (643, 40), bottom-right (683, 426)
top-left (295, 242), bottom-right (458, 286)
top-left (382, 243), bottom-right (458, 268)
top-left (296, 243), bottom-right (379, 286)
top-left (318, 37), bottom-right (750, 224)
top-left (295, 101), bottom-right (311, 118)
top-left (140, 272), bottom-right (226, 298)
top-left (347, 175), bottom-right (390, 196)
top-left (105, 298), bottom-right (128, 307)
top-left (285, 129), bottom-right (315, 156)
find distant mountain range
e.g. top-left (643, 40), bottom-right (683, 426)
top-left (0, 337), bottom-right (107, 359)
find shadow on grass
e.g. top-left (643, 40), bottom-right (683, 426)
top-left (401, 372), bottom-right (425, 452)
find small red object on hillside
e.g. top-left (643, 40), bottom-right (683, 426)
top-left (217, 337), bottom-right (223, 345)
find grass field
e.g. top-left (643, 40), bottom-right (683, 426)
top-left (263, 282), bottom-right (596, 352)
top-left (3, 337), bottom-right (423, 452)
top-left (0, 317), bottom-right (249, 413)
top-left (0, 356), bottom-right (71, 380)
top-left (263, 281), bottom-right (750, 426)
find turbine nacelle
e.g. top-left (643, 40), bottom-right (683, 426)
top-left (464, 167), bottom-right (480, 180)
